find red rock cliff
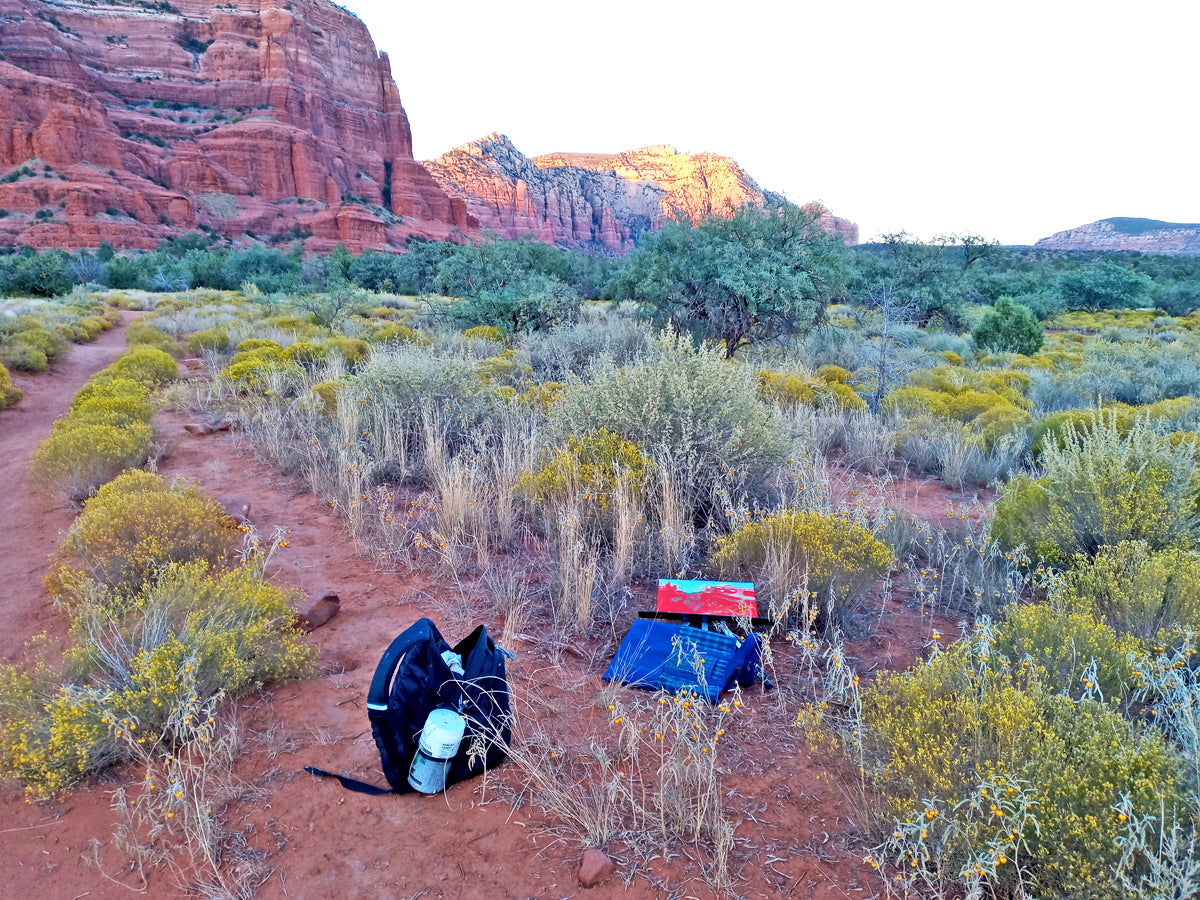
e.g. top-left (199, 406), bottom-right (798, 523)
top-left (0, 0), bottom-right (472, 251)
top-left (424, 134), bottom-right (858, 252)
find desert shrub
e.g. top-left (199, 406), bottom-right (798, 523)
top-left (77, 316), bottom-right (106, 341)
top-left (1060, 541), bottom-right (1200, 644)
top-left (310, 379), bottom-right (340, 416)
top-left (995, 604), bottom-right (1141, 704)
top-left (972, 296), bottom-right (1044, 355)
top-left (476, 351), bottom-right (533, 388)
top-left (125, 321), bottom-right (180, 357)
top-left (515, 380), bottom-right (564, 411)
top-left (1031, 398), bottom-right (1198, 457)
top-left (553, 330), bottom-right (790, 513)
top-left (28, 421), bottom-right (153, 502)
top-left (0, 362), bottom-right (20, 408)
top-left (46, 471), bottom-right (239, 602)
top-left (101, 346), bottom-right (178, 386)
top-left (522, 318), bottom-right (654, 381)
top-left (0, 336), bottom-right (48, 372)
top-left (68, 378), bottom-right (153, 428)
top-left (756, 368), bottom-right (866, 413)
top-left (462, 324), bottom-right (506, 344)
top-left (518, 429), bottom-right (654, 516)
top-left (711, 508), bottom-right (894, 626)
top-left (995, 411), bottom-right (1200, 564)
top-left (349, 344), bottom-right (485, 418)
top-left (185, 325), bottom-right (231, 356)
top-left (370, 322), bottom-right (422, 346)
top-left (0, 562), bottom-right (313, 797)
top-left (220, 344), bottom-right (302, 391)
top-left (287, 340), bottom-right (327, 365)
top-left (234, 338), bottom-right (282, 354)
top-left (322, 336), bottom-right (369, 366)
top-left (816, 364), bottom-right (850, 384)
top-left (972, 403), bottom-right (1034, 450)
top-left (861, 623), bottom-right (1187, 900)
top-left (13, 325), bottom-right (70, 363)
top-left (756, 369), bottom-right (817, 408)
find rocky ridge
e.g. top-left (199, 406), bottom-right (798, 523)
top-left (0, 0), bottom-right (472, 251)
top-left (1034, 218), bottom-right (1200, 255)
top-left (0, 1), bottom-right (854, 255)
top-left (424, 134), bottom-right (858, 252)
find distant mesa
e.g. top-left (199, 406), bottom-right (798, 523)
top-left (423, 133), bottom-right (859, 252)
top-left (1035, 218), bottom-right (1200, 256)
top-left (0, 0), bottom-right (854, 254)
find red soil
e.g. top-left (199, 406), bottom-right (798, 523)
top-left (0, 329), bottom-right (956, 898)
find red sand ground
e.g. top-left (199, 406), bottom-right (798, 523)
top-left (0, 322), bottom-right (964, 898)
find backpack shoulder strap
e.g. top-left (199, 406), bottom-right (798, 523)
top-left (368, 617), bottom-right (441, 712)
top-left (302, 765), bottom-right (394, 795)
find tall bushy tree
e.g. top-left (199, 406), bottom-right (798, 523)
top-left (1057, 261), bottom-right (1153, 311)
top-left (613, 203), bottom-right (845, 358)
top-left (972, 296), bottom-right (1044, 355)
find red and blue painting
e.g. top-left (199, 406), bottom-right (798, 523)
top-left (656, 579), bottom-right (758, 618)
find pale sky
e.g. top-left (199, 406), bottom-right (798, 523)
top-left (343, 0), bottom-right (1198, 246)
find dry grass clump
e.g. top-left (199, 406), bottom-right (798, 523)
top-left (506, 667), bottom-right (743, 892)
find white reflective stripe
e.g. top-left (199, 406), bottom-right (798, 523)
top-left (366, 703), bottom-right (389, 711)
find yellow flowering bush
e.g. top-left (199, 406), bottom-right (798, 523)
top-left (711, 509), bottom-right (894, 622)
top-left (0, 562), bottom-right (314, 798)
top-left (995, 604), bottom-right (1141, 704)
top-left (755, 368), bottom-right (866, 412)
top-left (515, 380), bottom-right (564, 411)
top-left (0, 362), bottom-right (21, 409)
top-left (286, 340), bottom-right (327, 365)
top-left (861, 623), bottom-right (1187, 900)
top-left (462, 324), bottom-right (506, 344)
top-left (1060, 541), bottom-right (1200, 643)
top-left (322, 336), bottom-right (370, 365)
top-left (220, 343), bottom-right (302, 391)
top-left (1032, 397), bottom-right (1198, 457)
top-left (477, 350), bottom-right (533, 388)
top-left (185, 325), bottom-right (231, 356)
top-left (101, 346), bottom-right (178, 386)
top-left (310, 379), bottom-right (340, 416)
top-left (46, 471), bottom-right (239, 603)
top-left (370, 322), bottom-right (424, 345)
top-left (28, 421), bottom-right (153, 502)
top-left (518, 429), bottom-right (655, 514)
top-left (994, 412), bottom-right (1200, 564)
top-left (125, 321), bottom-right (181, 358)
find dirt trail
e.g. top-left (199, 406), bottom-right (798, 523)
top-left (0, 314), bottom-right (142, 664)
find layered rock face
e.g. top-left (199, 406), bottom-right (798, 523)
top-left (424, 135), bottom-right (858, 252)
top-left (0, 0), bottom-right (471, 251)
top-left (1035, 218), bottom-right (1200, 256)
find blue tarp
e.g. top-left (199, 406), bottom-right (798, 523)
top-left (602, 618), bottom-right (762, 702)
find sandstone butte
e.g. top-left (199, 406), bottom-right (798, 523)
top-left (0, 0), bottom-right (473, 252)
top-left (0, 0), bottom-right (857, 254)
top-left (1034, 217), bottom-right (1200, 256)
top-left (424, 133), bottom-right (859, 252)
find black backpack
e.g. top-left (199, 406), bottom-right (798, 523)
top-left (305, 618), bottom-right (512, 794)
